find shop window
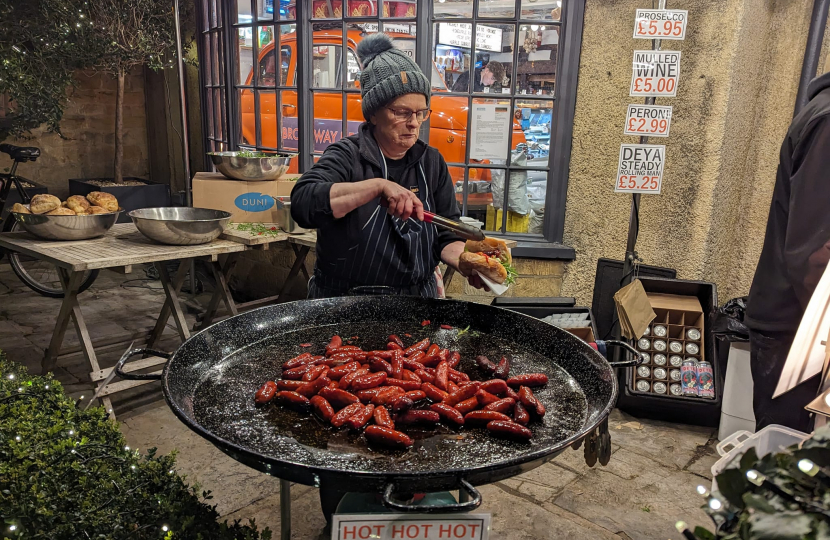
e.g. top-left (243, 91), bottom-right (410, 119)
top-left (197, 0), bottom-right (583, 252)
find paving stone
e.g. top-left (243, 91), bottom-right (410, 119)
top-left (552, 447), bottom-right (712, 539)
top-left (608, 408), bottom-right (717, 470)
top-left (0, 320), bottom-right (31, 336)
top-left (222, 484), bottom-right (327, 539)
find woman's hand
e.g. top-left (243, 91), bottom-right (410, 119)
top-left (441, 241), bottom-right (487, 290)
top-left (377, 179), bottom-right (424, 221)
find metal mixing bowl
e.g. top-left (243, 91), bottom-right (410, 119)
top-left (12, 207), bottom-right (120, 240)
top-left (129, 207), bottom-right (232, 245)
top-left (208, 151), bottom-right (297, 181)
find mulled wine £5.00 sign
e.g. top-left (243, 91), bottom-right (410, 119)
top-left (615, 144), bottom-right (665, 194)
top-left (630, 50), bottom-right (681, 97)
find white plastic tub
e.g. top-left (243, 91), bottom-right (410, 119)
top-left (711, 424), bottom-right (810, 490)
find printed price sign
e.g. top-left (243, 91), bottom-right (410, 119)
top-left (630, 50), bottom-right (681, 97)
top-left (624, 105), bottom-right (673, 137)
top-left (633, 9), bottom-right (688, 40)
top-left (332, 514), bottom-right (491, 540)
top-left (616, 144), bottom-right (665, 194)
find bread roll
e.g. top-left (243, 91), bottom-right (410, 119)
top-left (46, 207), bottom-right (77, 216)
top-left (65, 195), bottom-right (91, 214)
top-left (86, 206), bottom-right (111, 215)
top-left (11, 203), bottom-right (30, 214)
top-left (464, 237), bottom-right (511, 264)
top-left (86, 191), bottom-right (118, 211)
top-left (29, 194), bottom-right (61, 214)
top-left (459, 252), bottom-right (508, 284)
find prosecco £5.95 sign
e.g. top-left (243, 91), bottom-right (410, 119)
top-left (633, 9), bottom-right (688, 40)
top-left (615, 144), bottom-right (665, 194)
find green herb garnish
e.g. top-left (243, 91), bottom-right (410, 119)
top-left (503, 261), bottom-right (518, 285)
top-left (233, 222), bottom-right (284, 236)
top-left (457, 325), bottom-right (471, 336)
top-left (236, 150), bottom-right (272, 158)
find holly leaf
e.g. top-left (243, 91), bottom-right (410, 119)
top-left (742, 492), bottom-right (781, 513)
top-left (716, 467), bottom-right (749, 509)
top-left (692, 526), bottom-right (717, 540)
top-left (748, 512), bottom-right (813, 540)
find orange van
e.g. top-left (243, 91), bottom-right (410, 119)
top-left (240, 28), bottom-right (526, 183)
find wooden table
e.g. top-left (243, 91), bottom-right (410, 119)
top-left (197, 225), bottom-right (317, 328)
top-left (0, 224), bottom-right (246, 416)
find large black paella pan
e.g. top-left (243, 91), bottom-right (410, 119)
top-left (117, 296), bottom-right (639, 507)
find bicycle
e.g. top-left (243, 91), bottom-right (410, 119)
top-left (0, 143), bottom-right (98, 297)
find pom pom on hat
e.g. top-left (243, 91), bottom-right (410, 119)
top-left (356, 33), bottom-right (395, 67)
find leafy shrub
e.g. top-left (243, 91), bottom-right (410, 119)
top-left (692, 425), bottom-right (830, 540)
top-left (0, 352), bottom-right (271, 539)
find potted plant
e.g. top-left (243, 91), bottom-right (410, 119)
top-left (68, 0), bottom-right (192, 221)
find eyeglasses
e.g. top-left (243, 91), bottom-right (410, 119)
top-left (386, 107), bottom-right (432, 123)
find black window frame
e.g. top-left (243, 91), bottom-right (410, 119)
top-left (196, 0), bottom-right (582, 259)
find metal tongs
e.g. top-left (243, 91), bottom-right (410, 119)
top-left (380, 199), bottom-right (485, 241)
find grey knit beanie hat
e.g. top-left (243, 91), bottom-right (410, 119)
top-left (356, 33), bottom-right (431, 121)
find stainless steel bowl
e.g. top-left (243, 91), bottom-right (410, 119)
top-left (208, 151), bottom-right (297, 181)
top-left (12, 207), bottom-right (120, 240)
top-left (129, 207), bottom-right (232, 245)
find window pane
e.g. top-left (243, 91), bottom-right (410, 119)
top-left (434, 0), bottom-right (472, 18)
top-left (383, 1), bottom-right (417, 18)
top-left (312, 92), bottom-right (344, 153)
top-left (479, 0), bottom-right (515, 18)
top-left (258, 92), bottom-right (276, 148)
top-left (429, 95), bottom-right (470, 166)
top-left (312, 45), bottom-right (342, 88)
top-left (211, 0), bottom-right (218, 27)
top-left (447, 165), bottom-right (466, 210)
top-left (256, 26), bottom-right (275, 86)
top-left (256, 0), bottom-right (272, 20)
top-left (486, 167), bottom-right (533, 233)
top-left (237, 28), bottom-right (255, 85)
top-left (516, 26), bottom-right (557, 96)
top-left (239, 88), bottom-right (255, 145)
top-left (280, 24), bottom-right (296, 86)
top-left (202, 35), bottom-right (214, 85)
top-left (214, 88), bottom-right (225, 141)
top-left (347, 0), bottom-right (377, 16)
top-left (205, 89), bottom-right (214, 138)
top-left (526, 170), bottom-right (547, 235)
top-left (434, 23), bottom-right (514, 94)
top-left (433, 23), bottom-right (470, 92)
top-left (520, 0), bottom-right (562, 21)
top-left (312, 0), bottom-right (342, 18)
top-left (280, 90), bottom-right (299, 151)
top-left (235, 0), bottom-right (253, 24)
top-left (513, 99), bottom-right (553, 161)
top-left (466, 167), bottom-right (495, 231)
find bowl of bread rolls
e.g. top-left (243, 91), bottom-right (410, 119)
top-left (11, 192), bottom-right (121, 240)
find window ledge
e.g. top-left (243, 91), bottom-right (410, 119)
top-left (512, 241), bottom-right (575, 260)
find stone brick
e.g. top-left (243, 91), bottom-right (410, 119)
top-left (510, 275), bottom-right (563, 297)
top-left (513, 258), bottom-right (566, 277)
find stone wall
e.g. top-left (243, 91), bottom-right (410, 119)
top-left (560, 0), bottom-right (825, 306)
top-left (0, 68), bottom-right (149, 199)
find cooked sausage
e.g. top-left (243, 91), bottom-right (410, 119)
top-left (370, 386), bottom-right (405, 406)
top-left (505, 386), bottom-right (521, 401)
top-left (318, 387), bottom-right (360, 409)
top-left (506, 373), bottom-right (549, 388)
top-left (330, 402), bottom-right (363, 427)
top-left (480, 379), bottom-right (509, 396)
top-left (390, 351), bottom-right (404, 380)
top-left (385, 378), bottom-right (422, 392)
top-left (444, 383), bottom-right (480, 407)
top-left (448, 368), bottom-right (469, 384)
top-left (310, 395), bottom-right (335, 421)
top-left (403, 357), bottom-right (425, 371)
top-left (347, 404), bottom-right (375, 430)
top-left (389, 395), bottom-right (414, 414)
top-left (446, 381), bottom-right (459, 394)
top-left (483, 397), bottom-right (516, 414)
top-left (373, 405), bottom-right (395, 429)
top-left (517, 386), bottom-right (546, 417)
top-left (364, 425), bottom-right (413, 449)
top-left (387, 342), bottom-right (403, 350)
top-left (476, 355), bottom-right (497, 373)
top-left (414, 369), bottom-right (435, 384)
top-left (464, 410), bottom-right (512, 426)
top-left (351, 371), bottom-right (388, 391)
top-left (430, 403), bottom-right (465, 426)
top-left (403, 338), bottom-right (430, 356)
top-left (276, 380), bottom-right (306, 391)
top-left (396, 410), bottom-right (440, 426)
top-left (328, 361), bottom-right (361, 380)
top-left (454, 397), bottom-right (479, 415)
top-left (434, 361), bottom-right (449, 391)
top-left (486, 420), bottom-right (533, 441)
top-left (447, 351), bottom-right (461, 369)
top-left (276, 391), bottom-right (311, 411)
top-left (367, 350), bottom-right (396, 360)
top-left (255, 381), bottom-right (278, 405)
top-left (282, 353), bottom-right (314, 370)
top-left (282, 364), bottom-right (311, 380)
top-left (475, 389), bottom-right (500, 407)
top-left (404, 390), bottom-right (426, 402)
top-left (302, 364), bottom-right (330, 382)
top-left (369, 358), bottom-right (393, 376)
top-left (388, 334), bottom-right (405, 348)
top-left (402, 369), bottom-right (422, 383)
top-left (421, 382), bottom-right (449, 402)
top-left (327, 335), bottom-right (342, 351)
top-left (296, 376), bottom-right (331, 398)
top-left (339, 367), bottom-right (370, 390)
top-left (494, 357), bottom-right (511, 380)
top-left (513, 401), bottom-right (530, 425)
top-left (405, 351), bottom-right (425, 364)
top-left (356, 387), bottom-right (389, 404)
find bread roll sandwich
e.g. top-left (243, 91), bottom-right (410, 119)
top-left (458, 237), bottom-right (516, 285)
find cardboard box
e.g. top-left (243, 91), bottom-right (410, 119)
top-left (192, 172), bottom-right (300, 223)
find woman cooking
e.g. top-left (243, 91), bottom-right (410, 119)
top-left (291, 33), bottom-right (484, 298)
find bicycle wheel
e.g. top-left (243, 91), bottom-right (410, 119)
top-left (7, 222), bottom-right (99, 298)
